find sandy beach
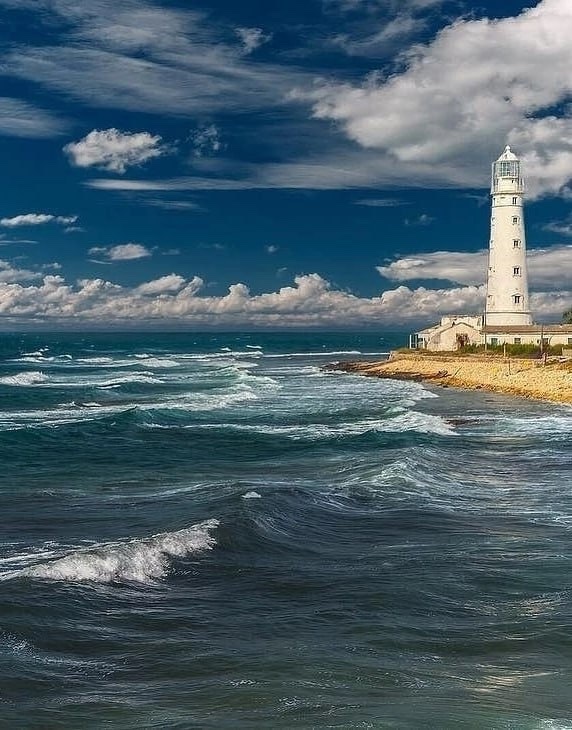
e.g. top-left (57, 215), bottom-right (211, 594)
top-left (328, 351), bottom-right (572, 404)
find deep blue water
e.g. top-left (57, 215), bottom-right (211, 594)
top-left (0, 331), bottom-right (571, 729)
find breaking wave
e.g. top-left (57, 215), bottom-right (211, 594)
top-left (0, 371), bottom-right (49, 386)
top-left (3, 520), bottom-right (219, 584)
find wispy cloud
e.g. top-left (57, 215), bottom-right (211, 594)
top-left (355, 198), bottom-right (407, 207)
top-left (190, 125), bottom-right (222, 158)
top-left (0, 0), bottom-right (308, 119)
top-left (0, 97), bottom-right (68, 138)
top-left (145, 199), bottom-right (203, 212)
top-left (404, 213), bottom-right (434, 226)
top-left (235, 27), bottom-right (272, 55)
top-left (1, 213), bottom-right (78, 228)
top-left (544, 219), bottom-right (572, 237)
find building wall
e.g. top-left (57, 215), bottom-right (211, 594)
top-left (418, 321), bottom-right (482, 351)
top-left (485, 333), bottom-right (572, 347)
top-left (486, 186), bottom-right (532, 326)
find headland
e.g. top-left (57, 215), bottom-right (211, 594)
top-left (327, 351), bottom-right (572, 404)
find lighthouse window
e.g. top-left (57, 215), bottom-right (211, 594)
top-left (513, 239), bottom-right (520, 248)
top-left (512, 216), bottom-right (519, 224)
top-left (568, 338), bottom-right (572, 345)
top-left (514, 338), bottom-right (521, 344)
top-left (512, 197), bottom-right (518, 204)
top-left (513, 266), bottom-right (520, 275)
top-left (513, 295), bottom-right (521, 304)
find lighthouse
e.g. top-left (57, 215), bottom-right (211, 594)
top-left (485, 145), bottom-right (532, 327)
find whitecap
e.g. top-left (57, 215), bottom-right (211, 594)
top-left (3, 519), bottom-right (219, 584)
top-left (242, 491), bottom-right (262, 499)
top-left (136, 357), bottom-right (181, 369)
top-left (0, 371), bottom-right (48, 386)
top-left (188, 411), bottom-right (455, 439)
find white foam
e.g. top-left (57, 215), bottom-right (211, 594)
top-left (0, 371), bottom-right (48, 386)
top-left (242, 491), bottom-right (262, 499)
top-left (136, 357), bottom-right (181, 369)
top-left (188, 411), bottom-right (455, 439)
top-left (4, 519), bottom-right (219, 584)
top-left (262, 350), bottom-right (389, 358)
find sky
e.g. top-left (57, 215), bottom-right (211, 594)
top-left (1, 0), bottom-right (572, 329)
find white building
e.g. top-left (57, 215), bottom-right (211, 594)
top-left (413, 145), bottom-right (572, 351)
top-left (486, 145), bottom-right (532, 327)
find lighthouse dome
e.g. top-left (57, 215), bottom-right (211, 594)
top-left (497, 144), bottom-right (518, 161)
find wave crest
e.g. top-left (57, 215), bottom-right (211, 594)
top-left (6, 519), bottom-right (219, 584)
top-left (0, 371), bottom-right (48, 386)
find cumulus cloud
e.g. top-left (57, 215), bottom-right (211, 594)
top-left (64, 128), bottom-right (167, 174)
top-left (235, 27), bottom-right (272, 55)
top-left (377, 245), bottom-right (572, 290)
top-left (0, 259), bottom-right (42, 283)
top-left (135, 274), bottom-right (186, 295)
top-left (89, 243), bottom-right (152, 261)
top-left (0, 268), bottom-right (567, 326)
top-left (299, 0), bottom-right (572, 197)
top-left (0, 213), bottom-right (78, 228)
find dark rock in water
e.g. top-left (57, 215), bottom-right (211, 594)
top-left (446, 418), bottom-right (472, 427)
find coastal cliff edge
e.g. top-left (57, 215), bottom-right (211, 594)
top-left (326, 352), bottom-right (572, 404)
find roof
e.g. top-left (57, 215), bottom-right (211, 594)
top-left (483, 324), bottom-right (572, 334)
top-left (497, 144), bottom-right (518, 161)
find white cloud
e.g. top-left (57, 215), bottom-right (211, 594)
top-left (1, 0), bottom-right (306, 119)
top-left (0, 97), bottom-right (67, 138)
top-left (299, 0), bottom-right (572, 197)
top-left (135, 274), bottom-right (186, 295)
top-left (404, 213), bottom-right (434, 227)
top-left (235, 27), bottom-right (272, 55)
top-left (0, 259), bottom-right (42, 283)
top-left (146, 199), bottom-right (202, 211)
top-left (0, 268), bottom-right (567, 326)
top-left (266, 244), bottom-right (279, 254)
top-left (543, 218), bottom-right (572, 237)
top-left (191, 125), bottom-right (222, 158)
top-left (0, 213), bottom-right (78, 228)
top-left (64, 128), bottom-right (166, 174)
top-left (89, 243), bottom-right (152, 261)
top-left (377, 245), bottom-right (572, 289)
top-left (355, 198), bottom-right (407, 207)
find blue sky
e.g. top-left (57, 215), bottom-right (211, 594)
top-left (0, 0), bottom-right (571, 328)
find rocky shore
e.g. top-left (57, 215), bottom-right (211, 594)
top-left (326, 351), bottom-right (572, 404)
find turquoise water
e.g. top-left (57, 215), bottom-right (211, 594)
top-left (0, 332), bottom-right (571, 728)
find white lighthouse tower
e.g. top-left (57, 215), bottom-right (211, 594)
top-left (485, 145), bottom-right (532, 327)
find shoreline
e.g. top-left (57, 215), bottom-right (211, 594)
top-left (326, 351), bottom-right (572, 405)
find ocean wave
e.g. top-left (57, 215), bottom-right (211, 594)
top-left (136, 357), bottom-right (181, 369)
top-left (0, 371), bottom-right (49, 386)
top-left (165, 411), bottom-right (456, 439)
top-left (0, 403), bottom-right (134, 431)
top-left (2, 519), bottom-right (219, 584)
top-left (496, 414), bottom-right (572, 436)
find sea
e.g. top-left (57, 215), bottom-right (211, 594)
top-left (0, 331), bottom-right (571, 729)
